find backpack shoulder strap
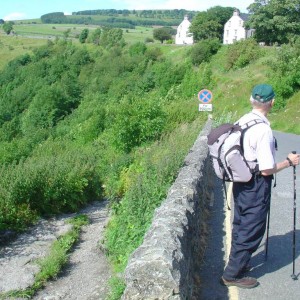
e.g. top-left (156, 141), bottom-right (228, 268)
top-left (239, 119), bottom-right (265, 157)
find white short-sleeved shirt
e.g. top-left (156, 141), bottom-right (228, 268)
top-left (236, 110), bottom-right (276, 171)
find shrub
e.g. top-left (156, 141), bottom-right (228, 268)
top-left (145, 37), bottom-right (154, 43)
top-left (128, 42), bottom-right (147, 56)
top-left (111, 97), bottom-right (166, 153)
top-left (225, 38), bottom-right (261, 70)
top-left (190, 38), bottom-right (221, 66)
top-left (267, 38), bottom-right (300, 110)
top-left (0, 148), bottom-right (102, 230)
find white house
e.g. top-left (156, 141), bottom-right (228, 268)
top-left (175, 15), bottom-right (193, 45)
top-left (223, 9), bottom-right (254, 44)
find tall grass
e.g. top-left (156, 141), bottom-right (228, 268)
top-left (104, 116), bottom-right (206, 296)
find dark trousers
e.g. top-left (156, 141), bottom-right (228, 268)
top-left (223, 175), bottom-right (273, 280)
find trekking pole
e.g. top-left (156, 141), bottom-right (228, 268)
top-left (265, 208), bottom-right (271, 260)
top-left (291, 151), bottom-right (297, 280)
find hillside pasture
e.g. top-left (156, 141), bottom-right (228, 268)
top-left (0, 34), bottom-right (48, 70)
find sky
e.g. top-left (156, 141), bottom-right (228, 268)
top-left (1, 0), bottom-right (255, 21)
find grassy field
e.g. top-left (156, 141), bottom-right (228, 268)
top-left (0, 24), bottom-right (160, 70)
top-left (0, 33), bottom-right (48, 70)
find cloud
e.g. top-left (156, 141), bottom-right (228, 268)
top-left (4, 12), bottom-right (26, 21)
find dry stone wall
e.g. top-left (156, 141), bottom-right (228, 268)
top-left (122, 119), bottom-right (214, 300)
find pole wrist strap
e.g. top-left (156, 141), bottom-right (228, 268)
top-left (286, 157), bottom-right (293, 166)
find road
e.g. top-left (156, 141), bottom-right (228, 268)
top-left (198, 130), bottom-right (300, 300)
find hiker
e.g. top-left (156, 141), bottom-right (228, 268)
top-left (221, 84), bottom-right (300, 289)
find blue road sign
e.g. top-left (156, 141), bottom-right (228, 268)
top-left (198, 89), bottom-right (213, 103)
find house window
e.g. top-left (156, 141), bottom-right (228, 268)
top-left (227, 30), bottom-right (229, 37)
top-left (235, 30), bottom-right (237, 35)
top-left (229, 21), bottom-right (231, 27)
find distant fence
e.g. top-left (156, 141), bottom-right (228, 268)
top-left (122, 119), bottom-right (214, 300)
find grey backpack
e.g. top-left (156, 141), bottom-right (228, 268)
top-left (207, 120), bottom-right (263, 182)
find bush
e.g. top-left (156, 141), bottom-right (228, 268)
top-left (0, 148), bottom-right (102, 230)
top-left (128, 42), bottom-right (147, 56)
top-left (111, 97), bottom-right (166, 153)
top-left (225, 38), bottom-right (261, 70)
top-left (190, 38), bottom-right (221, 66)
top-left (267, 39), bottom-right (300, 110)
top-left (145, 37), bottom-right (154, 43)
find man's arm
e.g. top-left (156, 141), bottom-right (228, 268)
top-left (261, 153), bottom-right (300, 176)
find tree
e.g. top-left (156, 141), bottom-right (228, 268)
top-left (2, 21), bottom-right (14, 35)
top-left (189, 6), bottom-right (234, 42)
top-left (89, 28), bottom-right (101, 45)
top-left (190, 38), bottom-right (221, 66)
top-left (79, 28), bottom-right (89, 43)
top-left (247, 0), bottom-right (300, 45)
top-left (100, 27), bottom-right (125, 48)
top-left (63, 28), bottom-right (71, 39)
top-left (0, 19), bottom-right (4, 24)
top-left (153, 27), bottom-right (172, 43)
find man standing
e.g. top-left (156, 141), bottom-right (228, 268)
top-left (221, 84), bottom-right (300, 288)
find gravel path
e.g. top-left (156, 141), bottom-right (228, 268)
top-left (0, 200), bottom-right (111, 300)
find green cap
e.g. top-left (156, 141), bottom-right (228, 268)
top-left (251, 84), bottom-right (275, 102)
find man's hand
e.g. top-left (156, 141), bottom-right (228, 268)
top-left (287, 153), bottom-right (300, 166)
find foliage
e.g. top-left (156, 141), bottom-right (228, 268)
top-left (79, 28), bottom-right (89, 43)
top-left (153, 27), bottom-right (173, 43)
top-left (1, 26), bottom-right (300, 299)
top-left (247, 0), bottom-right (300, 45)
top-left (0, 148), bottom-right (101, 230)
top-left (41, 12), bottom-right (67, 24)
top-left (225, 38), bottom-right (262, 70)
top-left (190, 6), bottom-right (234, 42)
top-left (107, 277), bottom-right (126, 300)
top-left (190, 38), bottom-right (221, 66)
top-left (128, 42), bottom-right (147, 56)
top-left (266, 38), bottom-right (300, 110)
top-left (110, 97), bottom-right (166, 152)
top-left (88, 27), bottom-right (101, 45)
top-left (100, 27), bottom-right (126, 48)
top-left (104, 119), bottom-right (205, 270)
top-left (2, 21), bottom-right (14, 35)
top-left (41, 9), bottom-right (198, 28)
top-left (145, 37), bottom-right (154, 43)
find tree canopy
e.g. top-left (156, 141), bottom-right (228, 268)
top-left (2, 21), bottom-right (14, 35)
top-left (246, 0), bottom-right (300, 45)
top-left (153, 27), bottom-right (173, 43)
top-left (189, 6), bottom-right (234, 42)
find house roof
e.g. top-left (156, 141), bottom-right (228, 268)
top-left (240, 13), bottom-right (250, 21)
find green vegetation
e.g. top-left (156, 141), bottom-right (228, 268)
top-left (0, 34), bottom-right (48, 70)
top-left (247, 0), bottom-right (300, 45)
top-left (40, 9), bottom-right (198, 28)
top-left (153, 26), bottom-right (176, 43)
top-left (0, 215), bottom-right (89, 299)
top-left (1, 9), bottom-right (300, 297)
top-left (2, 21), bottom-right (14, 35)
top-left (190, 6), bottom-right (234, 42)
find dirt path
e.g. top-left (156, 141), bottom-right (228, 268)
top-left (0, 201), bottom-right (112, 300)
